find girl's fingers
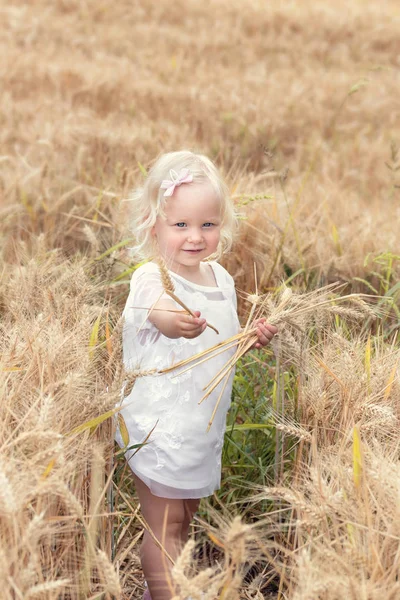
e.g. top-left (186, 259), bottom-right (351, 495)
top-left (255, 322), bottom-right (278, 345)
top-left (181, 317), bottom-right (206, 330)
top-left (180, 311), bottom-right (204, 324)
top-left (255, 318), bottom-right (277, 332)
top-left (178, 312), bottom-right (207, 338)
top-left (182, 323), bottom-right (206, 338)
top-left (185, 329), bottom-right (205, 339)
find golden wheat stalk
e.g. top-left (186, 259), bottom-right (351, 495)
top-left (202, 283), bottom-right (261, 398)
top-left (156, 258), bottom-right (219, 334)
top-left (158, 328), bottom-right (258, 375)
top-left (130, 306), bottom-right (194, 314)
top-left (203, 328), bottom-right (259, 430)
top-left (205, 334), bottom-right (258, 431)
top-left (199, 283), bottom-right (261, 429)
top-left (167, 340), bottom-right (241, 378)
top-left (201, 334), bottom-right (258, 399)
top-left (166, 284), bottom-right (382, 430)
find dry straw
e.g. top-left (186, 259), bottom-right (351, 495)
top-left (170, 516), bottom-right (259, 600)
top-left (156, 282), bottom-right (381, 430)
top-left (2, 0), bottom-right (400, 596)
top-left (0, 248), bottom-right (124, 599)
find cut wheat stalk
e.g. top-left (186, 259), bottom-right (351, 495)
top-left (167, 340), bottom-right (241, 378)
top-left (201, 271), bottom-right (264, 399)
top-left (130, 306), bottom-right (195, 314)
top-left (166, 284), bottom-right (382, 430)
top-left (200, 312), bottom-right (259, 419)
top-left (144, 283), bottom-right (384, 432)
top-left (202, 279), bottom-right (261, 396)
top-left (206, 368), bottom-right (232, 432)
top-left (204, 330), bottom-right (259, 429)
top-left (204, 335), bottom-right (257, 431)
top-left (201, 334), bottom-right (258, 398)
top-left (166, 288), bottom-right (219, 335)
top-left (158, 328), bottom-right (258, 375)
top-left (200, 283), bottom-right (261, 402)
top-left (156, 257), bottom-right (219, 334)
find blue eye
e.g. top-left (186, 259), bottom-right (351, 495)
top-left (175, 222), bottom-right (186, 228)
top-left (203, 223), bottom-right (214, 228)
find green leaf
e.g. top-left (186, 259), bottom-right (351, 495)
top-left (115, 442), bottom-right (147, 457)
top-left (348, 78), bottom-right (369, 96)
top-left (352, 277), bottom-right (379, 294)
top-left (229, 423), bottom-right (271, 432)
top-left (138, 162), bottom-right (148, 177)
top-left (117, 414), bottom-right (130, 447)
top-left (67, 406), bottom-right (122, 436)
top-left (280, 268), bottom-right (305, 287)
top-left (94, 239), bottom-right (133, 261)
top-left (385, 280), bottom-right (400, 298)
top-left (111, 260), bottom-right (148, 282)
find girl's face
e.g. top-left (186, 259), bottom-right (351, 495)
top-left (152, 181), bottom-right (222, 276)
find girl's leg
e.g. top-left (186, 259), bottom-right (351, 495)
top-left (182, 498), bottom-right (200, 542)
top-left (133, 475), bottom-right (199, 600)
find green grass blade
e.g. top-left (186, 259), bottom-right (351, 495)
top-left (94, 239), bottom-right (133, 261)
top-left (67, 406), bottom-right (122, 436)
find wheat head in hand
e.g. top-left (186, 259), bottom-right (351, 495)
top-left (156, 257), bottom-right (219, 335)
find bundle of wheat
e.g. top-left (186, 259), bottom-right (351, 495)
top-left (151, 283), bottom-right (381, 430)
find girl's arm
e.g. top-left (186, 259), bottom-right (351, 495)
top-left (148, 299), bottom-right (207, 339)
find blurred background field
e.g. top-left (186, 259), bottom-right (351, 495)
top-left (1, 0), bottom-right (400, 598)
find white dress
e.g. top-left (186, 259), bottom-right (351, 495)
top-left (115, 261), bottom-right (240, 499)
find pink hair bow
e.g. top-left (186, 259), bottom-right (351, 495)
top-left (160, 168), bottom-right (193, 197)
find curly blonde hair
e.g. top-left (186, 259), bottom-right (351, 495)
top-left (129, 150), bottom-right (237, 260)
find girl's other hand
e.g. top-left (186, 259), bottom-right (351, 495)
top-left (175, 310), bottom-right (207, 339)
top-left (252, 318), bottom-right (278, 349)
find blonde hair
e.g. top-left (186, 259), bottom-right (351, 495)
top-left (129, 150), bottom-right (237, 260)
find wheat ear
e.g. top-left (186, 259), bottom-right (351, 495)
top-left (156, 258), bottom-right (219, 334)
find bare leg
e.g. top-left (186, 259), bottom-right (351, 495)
top-left (134, 475), bottom-right (200, 600)
top-left (182, 498), bottom-right (200, 542)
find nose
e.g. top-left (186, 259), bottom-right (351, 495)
top-left (187, 228), bottom-right (203, 243)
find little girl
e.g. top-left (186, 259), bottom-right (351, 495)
top-left (115, 151), bottom-right (277, 600)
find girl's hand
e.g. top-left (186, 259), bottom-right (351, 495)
top-left (174, 310), bottom-right (207, 339)
top-left (252, 318), bottom-right (278, 349)
top-left (148, 300), bottom-right (206, 339)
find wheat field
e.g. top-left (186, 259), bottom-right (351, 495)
top-left (1, 0), bottom-right (400, 598)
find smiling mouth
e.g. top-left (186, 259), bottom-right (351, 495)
top-left (183, 249), bottom-right (204, 253)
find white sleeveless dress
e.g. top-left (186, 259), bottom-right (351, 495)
top-left (115, 261), bottom-right (240, 499)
